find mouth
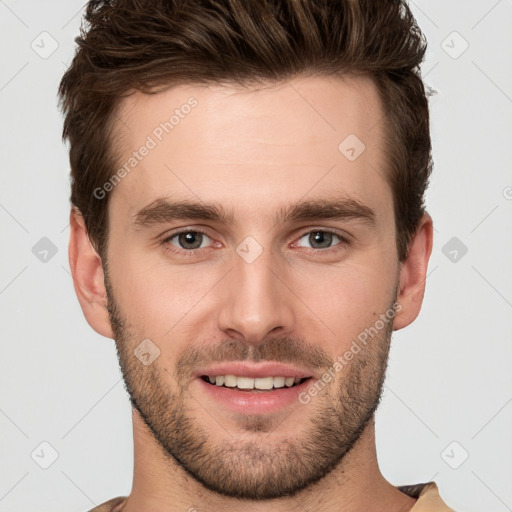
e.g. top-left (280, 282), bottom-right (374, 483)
top-left (193, 362), bottom-right (317, 413)
top-left (200, 375), bottom-right (311, 392)
top-left (197, 373), bottom-right (314, 414)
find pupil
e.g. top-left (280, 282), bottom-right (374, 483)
top-left (310, 231), bottom-right (332, 249)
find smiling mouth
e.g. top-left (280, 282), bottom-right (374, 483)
top-left (200, 375), bottom-right (311, 391)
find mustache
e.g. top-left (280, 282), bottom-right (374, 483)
top-left (175, 336), bottom-right (333, 381)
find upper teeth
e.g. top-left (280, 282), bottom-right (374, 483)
top-left (207, 375), bottom-right (301, 389)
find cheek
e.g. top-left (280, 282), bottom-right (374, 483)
top-left (109, 234), bottom-right (397, 347)
top-left (296, 258), bottom-right (396, 343)
top-left (109, 249), bottom-right (224, 334)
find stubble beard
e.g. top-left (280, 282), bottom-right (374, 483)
top-left (105, 271), bottom-right (395, 500)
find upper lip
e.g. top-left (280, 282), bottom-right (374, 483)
top-left (194, 362), bottom-right (317, 380)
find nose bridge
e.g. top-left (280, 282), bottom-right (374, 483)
top-left (217, 238), bottom-right (295, 343)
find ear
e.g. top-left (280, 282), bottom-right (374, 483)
top-left (393, 212), bottom-right (434, 331)
top-left (68, 207), bottom-right (114, 339)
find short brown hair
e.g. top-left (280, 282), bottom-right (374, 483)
top-left (58, 0), bottom-right (432, 263)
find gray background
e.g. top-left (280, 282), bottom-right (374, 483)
top-left (1, 1), bottom-right (511, 510)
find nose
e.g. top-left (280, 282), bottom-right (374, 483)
top-left (217, 244), bottom-right (297, 345)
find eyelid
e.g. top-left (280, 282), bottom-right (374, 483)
top-left (290, 229), bottom-right (350, 250)
top-left (161, 227), bottom-right (215, 249)
top-left (161, 226), bottom-right (351, 255)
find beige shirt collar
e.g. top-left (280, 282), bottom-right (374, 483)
top-left (398, 481), bottom-right (455, 511)
top-left (90, 481), bottom-right (456, 512)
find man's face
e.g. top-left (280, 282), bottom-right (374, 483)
top-left (104, 74), bottom-right (400, 499)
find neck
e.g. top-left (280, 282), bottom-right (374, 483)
top-left (121, 411), bottom-right (417, 512)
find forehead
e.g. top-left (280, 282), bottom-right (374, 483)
top-left (109, 74), bottom-right (391, 225)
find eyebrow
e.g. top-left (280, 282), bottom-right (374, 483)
top-left (131, 196), bottom-right (377, 230)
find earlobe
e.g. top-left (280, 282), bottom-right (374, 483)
top-left (393, 212), bottom-right (434, 331)
top-left (68, 207), bottom-right (114, 339)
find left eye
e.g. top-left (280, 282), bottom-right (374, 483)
top-left (166, 231), bottom-right (211, 250)
top-left (295, 230), bottom-right (345, 250)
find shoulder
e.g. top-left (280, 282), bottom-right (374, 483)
top-left (86, 496), bottom-right (127, 512)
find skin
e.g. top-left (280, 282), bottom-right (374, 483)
top-left (69, 74), bottom-right (433, 512)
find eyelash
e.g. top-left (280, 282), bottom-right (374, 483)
top-left (161, 228), bottom-right (350, 257)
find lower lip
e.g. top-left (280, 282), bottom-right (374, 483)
top-left (196, 377), bottom-right (313, 415)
